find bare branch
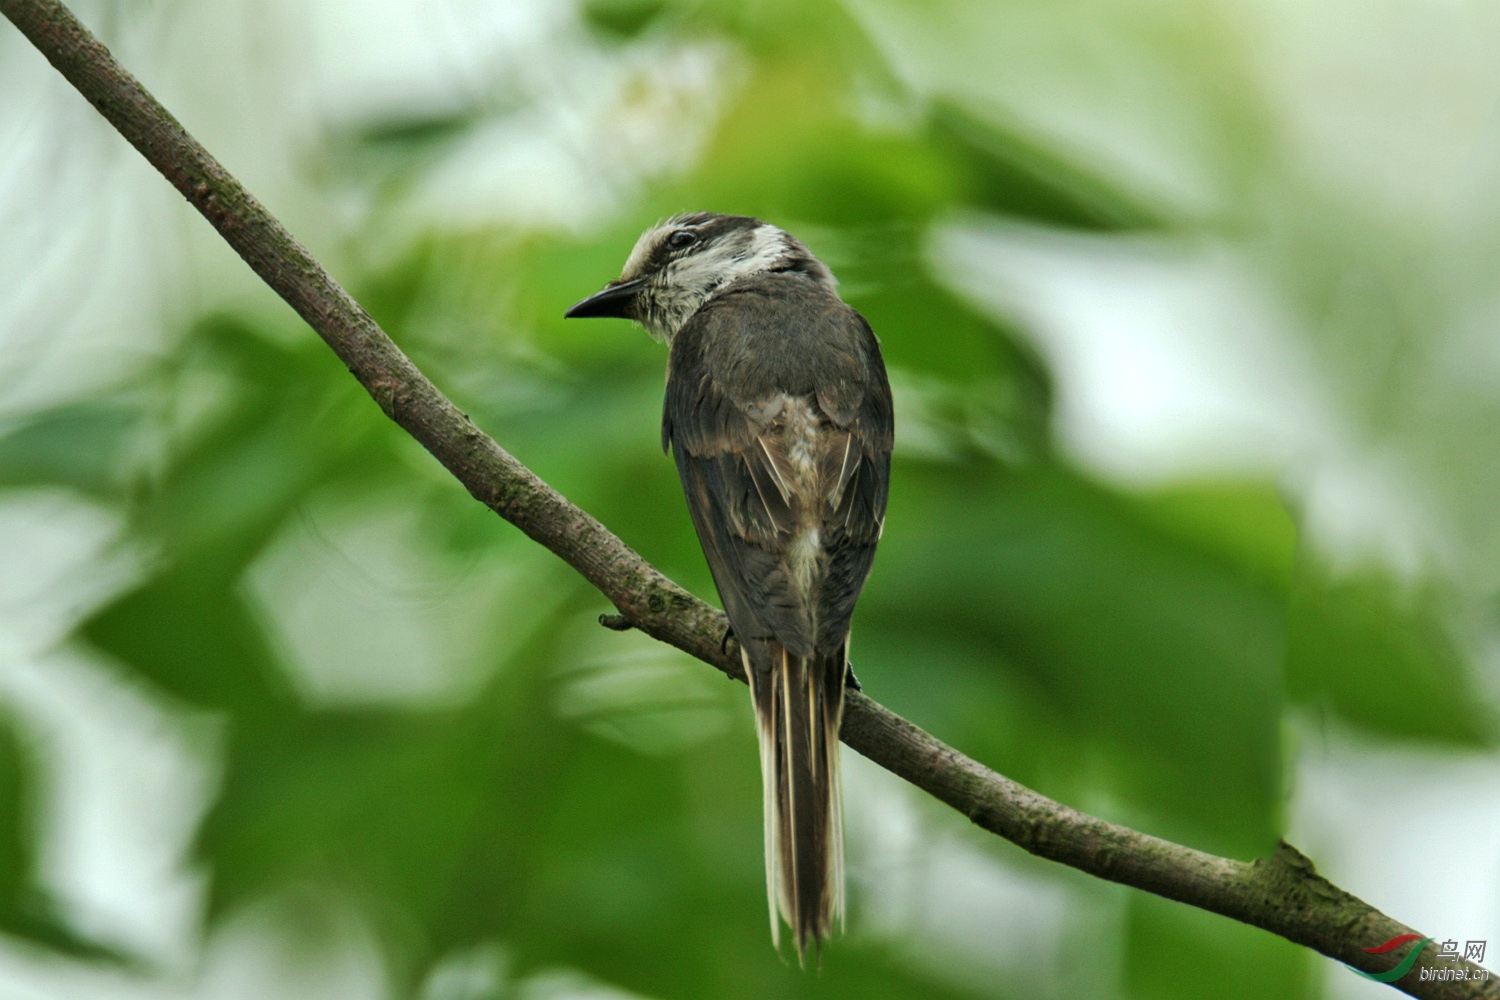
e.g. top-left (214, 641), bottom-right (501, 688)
top-left (1, 1), bottom-right (1491, 995)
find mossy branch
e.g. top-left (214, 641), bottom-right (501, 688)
top-left (2, 1), bottom-right (1492, 996)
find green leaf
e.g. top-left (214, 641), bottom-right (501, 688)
top-left (0, 400), bottom-right (141, 498)
top-left (0, 713), bottom-right (122, 960)
top-left (582, 0), bottom-right (670, 38)
top-left (1123, 893), bottom-right (1314, 1000)
top-left (1286, 565), bottom-right (1489, 745)
top-left (863, 463), bottom-right (1286, 859)
top-left (930, 101), bottom-right (1170, 231)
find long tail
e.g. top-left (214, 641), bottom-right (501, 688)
top-left (743, 640), bottom-right (846, 963)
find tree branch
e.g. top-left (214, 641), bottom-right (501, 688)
top-left (2, 1), bottom-right (1491, 995)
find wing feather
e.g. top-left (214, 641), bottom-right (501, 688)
top-left (662, 276), bottom-right (893, 658)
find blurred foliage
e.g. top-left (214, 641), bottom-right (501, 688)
top-left (0, 714), bottom-right (122, 961)
top-left (1, 0), bottom-right (1497, 998)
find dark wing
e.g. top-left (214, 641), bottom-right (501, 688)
top-left (813, 333), bottom-right (892, 653)
top-left (662, 277), bottom-right (893, 657)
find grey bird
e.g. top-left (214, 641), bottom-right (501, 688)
top-left (565, 212), bottom-right (893, 961)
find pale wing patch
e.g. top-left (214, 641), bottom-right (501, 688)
top-left (821, 431), bottom-right (858, 510)
top-left (757, 438), bottom-right (795, 502)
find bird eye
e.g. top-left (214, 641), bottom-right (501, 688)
top-left (666, 229), bottom-right (698, 250)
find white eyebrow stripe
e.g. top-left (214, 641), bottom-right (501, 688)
top-left (665, 225), bottom-right (801, 294)
top-left (729, 225), bottom-right (789, 277)
top-left (622, 224), bottom-right (670, 280)
top-left (617, 217), bottom-right (836, 340)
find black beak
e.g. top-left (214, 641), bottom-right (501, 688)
top-left (565, 277), bottom-right (646, 319)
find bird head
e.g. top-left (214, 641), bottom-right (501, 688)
top-left (565, 212), bottom-right (835, 340)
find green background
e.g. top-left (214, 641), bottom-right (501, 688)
top-left (0, 0), bottom-right (1496, 997)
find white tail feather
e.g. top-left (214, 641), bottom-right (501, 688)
top-left (745, 642), bottom-right (846, 962)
